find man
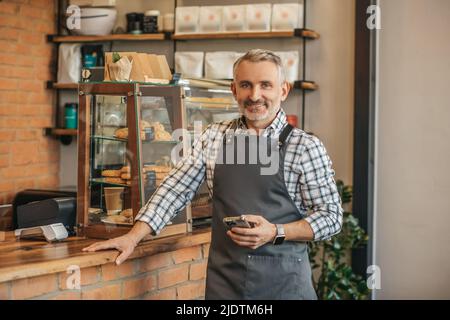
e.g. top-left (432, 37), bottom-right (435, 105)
top-left (83, 49), bottom-right (343, 300)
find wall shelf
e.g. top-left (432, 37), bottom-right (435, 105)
top-left (45, 128), bottom-right (77, 136)
top-left (48, 30), bottom-right (319, 43)
top-left (44, 128), bottom-right (77, 145)
top-left (293, 80), bottom-right (319, 91)
top-left (172, 29), bottom-right (319, 40)
top-left (48, 33), bottom-right (168, 43)
top-left (46, 81), bottom-right (78, 89)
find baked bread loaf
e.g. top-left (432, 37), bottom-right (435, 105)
top-left (121, 173), bottom-right (131, 180)
top-left (114, 127), bottom-right (128, 139)
top-left (104, 177), bottom-right (126, 184)
top-left (101, 169), bottom-right (122, 177)
top-left (151, 121), bottom-right (172, 141)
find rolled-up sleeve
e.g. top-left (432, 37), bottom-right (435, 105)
top-left (299, 136), bottom-right (343, 241)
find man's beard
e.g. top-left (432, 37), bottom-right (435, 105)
top-left (240, 99), bottom-right (278, 121)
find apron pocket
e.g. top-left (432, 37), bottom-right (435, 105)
top-left (244, 255), bottom-right (305, 300)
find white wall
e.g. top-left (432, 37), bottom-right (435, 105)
top-left (375, 0), bottom-right (450, 299)
top-left (60, 0), bottom-right (355, 190)
top-left (307, 0), bottom-right (355, 185)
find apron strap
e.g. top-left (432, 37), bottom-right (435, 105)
top-left (278, 124), bottom-right (293, 146)
top-left (223, 119), bottom-right (293, 146)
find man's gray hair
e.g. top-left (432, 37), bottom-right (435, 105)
top-left (232, 49), bottom-right (286, 83)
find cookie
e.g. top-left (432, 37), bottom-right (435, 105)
top-left (114, 127), bottom-right (128, 139)
top-left (102, 169), bottom-right (122, 177)
top-left (121, 173), bottom-right (131, 180)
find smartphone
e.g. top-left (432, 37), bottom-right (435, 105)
top-left (223, 216), bottom-right (255, 229)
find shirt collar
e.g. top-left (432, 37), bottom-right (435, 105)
top-left (237, 108), bottom-right (288, 137)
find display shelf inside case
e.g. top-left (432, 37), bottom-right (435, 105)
top-left (89, 178), bottom-right (129, 187)
top-left (91, 135), bottom-right (128, 143)
top-left (91, 135), bottom-right (179, 144)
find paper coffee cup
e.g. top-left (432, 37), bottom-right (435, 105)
top-left (104, 187), bottom-right (124, 215)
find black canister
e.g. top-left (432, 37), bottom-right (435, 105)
top-left (126, 12), bottom-right (144, 34)
top-left (143, 10), bottom-right (159, 33)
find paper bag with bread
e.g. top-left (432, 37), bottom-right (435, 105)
top-left (104, 52), bottom-right (172, 83)
top-left (107, 52), bottom-right (133, 81)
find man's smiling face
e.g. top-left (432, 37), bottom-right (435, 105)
top-left (231, 60), bottom-right (289, 123)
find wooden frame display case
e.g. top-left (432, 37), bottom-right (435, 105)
top-left (77, 82), bottom-right (192, 239)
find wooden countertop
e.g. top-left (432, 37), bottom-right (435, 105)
top-left (0, 228), bottom-right (211, 283)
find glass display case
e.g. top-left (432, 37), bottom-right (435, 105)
top-left (77, 82), bottom-right (191, 239)
top-left (180, 79), bottom-right (240, 226)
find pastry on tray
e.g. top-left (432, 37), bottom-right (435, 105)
top-left (104, 177), bottom-right (126, 184)
top-left (103, 214), bottom-right (132, 225)
top-left (101, 169), bottom-right (122, 177)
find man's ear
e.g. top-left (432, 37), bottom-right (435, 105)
top-left (231, 81), bottom-right (237, 99)
top-left (280, 81), bottom-right (290, 102)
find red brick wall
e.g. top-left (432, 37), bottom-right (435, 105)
top-left (0, 243), bottom-right (210, 300)
top-left (0, 1), bottom-right (59, 216)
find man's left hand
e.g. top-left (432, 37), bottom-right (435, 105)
top-left (226, 214), bottom-right (276, 249)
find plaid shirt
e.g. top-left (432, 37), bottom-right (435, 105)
top-left (136, 109), bottom-right (343, 241)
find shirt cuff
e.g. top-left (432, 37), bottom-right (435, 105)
top-left (304, 215), bottom-right (329, 241)
top-left (135, 210), bottom-right (161, 236)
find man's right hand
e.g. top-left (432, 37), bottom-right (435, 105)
top-left (82, 234), bottom-right (137, 265)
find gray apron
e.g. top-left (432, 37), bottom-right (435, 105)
top-left (205, 122), bottom-right (318, 300)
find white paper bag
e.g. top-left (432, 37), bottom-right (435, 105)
top-left (108, 56), bottom-right (133, 81)
top-left (175, 52), bottom-right (204, 78)
top-left (223, 5), bottom-right (246, 32)
top-left (275, 51), bottom-right (299, 83)
top-left (199, 6), bottom-right (223, 33)
top-left (58, 43), bottom-right (81, 83)
top-left (246, 4), bottom-right (271, 31)
top-left (271, 3), bottom-right (303, 31)
top-left (175, 6), bottom-right (199, 34)
top-left (205, 52), bottom-right (241, 79)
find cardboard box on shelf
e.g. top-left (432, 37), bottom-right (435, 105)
top-left (104, 52), bottom-right (172, 83)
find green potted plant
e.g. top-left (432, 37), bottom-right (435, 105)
top-left (308, 180), bottom-right (370, 300)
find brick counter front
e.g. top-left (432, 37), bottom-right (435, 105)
top-left (0, 229), bottom-right (211, 300)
